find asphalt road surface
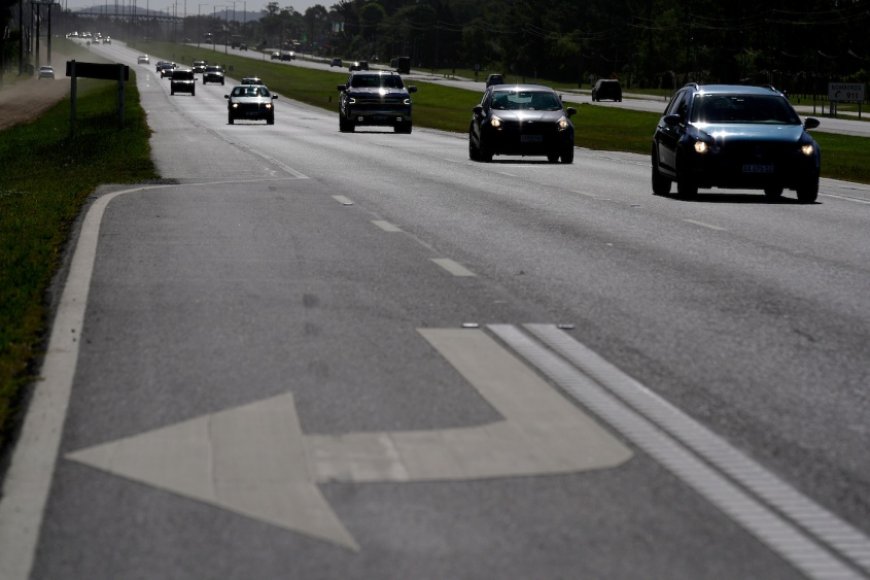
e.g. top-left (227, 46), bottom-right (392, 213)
top-left (2, 42), bottom-right (870, 580)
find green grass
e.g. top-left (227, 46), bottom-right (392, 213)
top-left (0, 74), bottom-right (157, 448)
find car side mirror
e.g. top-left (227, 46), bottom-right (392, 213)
top-left (663, 114), bottom-right (682, 127)
top-left (566, 107), bottom-right (577, 117)
top-left (272, 95), bottom-right (278, 100)
top-left (408, 86), bottom-right (417, 93)
top-left (473, 105), bottom-right (484, 115)
top-left (804, 117), bottom-right (820, 130)
top-left (337, 84), bottom-right (346, 92)
top-left (224, 95), bottom-right (229, 99)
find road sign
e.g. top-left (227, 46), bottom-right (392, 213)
top-left (828, 82), bottom-right (865, 103)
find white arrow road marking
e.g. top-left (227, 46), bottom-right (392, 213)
top-left (66, 328), bottom-right (632, 551)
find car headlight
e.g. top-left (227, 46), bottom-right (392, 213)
top-left (265, 103), bottom-right (272, 109)
top-left (231, 103), bottom-right (239, 109)
top-left (801, 144), bottom-right (815, 156)
top-left (557, 116), bottom-right (570, 131)
top-left (693, 140), bottom-right (710, 154)
top-left (490, 115), bottom-right (503, 128)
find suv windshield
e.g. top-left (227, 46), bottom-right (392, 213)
top-left (490, 90), bottom-right (562, 111)
top-left (232, 86), bottom-right (271, 97)
top-left (692, 94), bottom-right (801, 125)
top-left (350, 74), bottom-right (404, 89)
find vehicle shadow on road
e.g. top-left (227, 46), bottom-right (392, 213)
top-left (656, 192), bottom-right (817, 205)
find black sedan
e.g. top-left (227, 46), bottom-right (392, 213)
top-left (225, 85), bottom-right (277, 125)
top-left (469, 84), bottom-right (576, 163)
top-left (202, 65), bottom-right (225, 85)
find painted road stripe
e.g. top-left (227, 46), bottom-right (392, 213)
top-left (332, 195), bottom-right (354, 205)
top-left (372, 220), bottom-right (402, 232)
top-left (0, 185), bottom-right (167, 580)
top-left (490, 324), bottom-right (868, 580)
top-left (683, 219), bottom-right (727, 231)
top-left (523, 323), bottom-right (870, 576)
top-left (432, 258), bottom-right (476, 277)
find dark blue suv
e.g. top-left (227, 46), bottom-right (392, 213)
top-left (651, 84), bottom-right (821, 203)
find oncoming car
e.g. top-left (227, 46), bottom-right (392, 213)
top-left (469, 84), bottom-right (577, 163)
top-left (170, 69), bottom-right (196, 96)
top-left (225, 84), bottom-right (277, 125)
top-left (37, 66), bottom-right (55, 79)
top-left (651, 83), bottom-right (821, 203)
top-left (202, 65), bottom-right (225, 85)
top-left (336, 71), bottom-right (416, 133)
top-left (240, 76), bottom-right (264, 85)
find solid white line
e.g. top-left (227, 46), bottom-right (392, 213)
top-left (683, 219), bottom-right (727, 231)
top-left (490, 324), bottom-right (867, 580)
top-left (372, 220), bottom-right (402, 232)
top-left (824, 193), bottom-right (870, 205)
top-left (332, 195), bottom-right (354, 206)
top-left (524, 323), bottom-right (870, 576)
top-left (431, 258), bottom-right (476, 277)
top-left (0, 185), bottom-right (164, 580)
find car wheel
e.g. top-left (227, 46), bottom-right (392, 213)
top-left (192, 88), bottom-right (195, 96)
top-left (651, 150), bottom-right (672, 195)
top-left (764, 186), bottom-right (784, 199)
top-left (547, 152), bottom-right (560, 163)
top-left (395, 122), bottom-right (412, 134)
top-left (228, 114), bottom-right (234, 125)
top-left (267, 115), bottom-right (275, 125)
top-left (221, 80), bottom-right (224, 85)
top-left (561, 147), bottom-right (574, 164)
top-left (796, 177), bottom-right (819, 203)
top-left (339, 115), bottom-right (354, 133)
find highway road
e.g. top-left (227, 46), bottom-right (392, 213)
top-left (2, 42), bottom-right (870, 579)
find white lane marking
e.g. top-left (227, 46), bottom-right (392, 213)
top-left (683, 219), bottom-right (727, 231)
top-left (332, 195), bottom-right (354, 206)
top-left (0, 184), bottom-right (165, 580)
top-left (489, 324), bottom-right (869, 580)
top-left (524, 323), bottom-right (870, 577)
top-left (372, 220), bottom-right (402, 232)
top-left (432, 258), bottom-right (476, 277)
top-left (64, 329), bottom-right (631, 551)
top-left (824, 193), bottom-right (870, 205)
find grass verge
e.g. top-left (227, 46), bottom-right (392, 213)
top-left (0, 74), bottom-right (157, 449)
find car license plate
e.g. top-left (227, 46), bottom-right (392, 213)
top-left (521, 134), bottom-right (543, 143)
top-left (742, 164), bottom-right (774, 174)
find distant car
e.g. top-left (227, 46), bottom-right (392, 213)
top-left (330, 58), bottom-right (342, 67)
top-left (280, 50), bottom-right (294, 61)
top-left (137, 55), bottom-right (150, 64)
top-left (349, 60), bottom-right (369, 71)
top-left (170, 69), bottom-right (196, 96)
top-left (157, 62), bottom-right (177, 78)
top-left (651, 83), bottom-right (821, 202)
top-left (202, 65), bottom-right (225, 85)
top-left (591, 79), bottom-right (622, 102)
top-left (337, 70), bottom-right (416, 133)
top-left (102, 36), bottom-right (111, 44)
top-left (270, 51), bottom-right (280, 60)
top-left (225, 84), bottom-right (277, 125)
top-left (192, 60), bottom-right (207, 74)
top-left (37, 66), bottom-right (55, 79)
top-left (240, 76), bottom-right (264, 85)
top-left (485, 73), bottom-right (504, 87)
top-left (469, 84), bottom-right (576, 163)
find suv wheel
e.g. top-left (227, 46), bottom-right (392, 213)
top-left (651, 150), bottom-right (672, 195)
top-left (796, 177), bottom-right (819, 203)
top-left (561, 147), bottom-right (574, 164)
top-left (228, 113), bottom-right (234, 125)
top-left (339, 115), bottom-right (354, 133)
top-left (394, 122), bottom-right (412, 134)
top-left (764, 186), bottom-right (784, 199)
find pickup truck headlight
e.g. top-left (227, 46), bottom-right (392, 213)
top-left (490, 115), bottom-right (503, 128)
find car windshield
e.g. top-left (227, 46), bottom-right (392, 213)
top-left (490, 90), bottom-right (562, 111)
top-left (350, 75), bottom-right (404, 89)
top-left (205, 66), bottom-right (222, 72)
top-left (692, 94), bottom-right (801, 124)
top-left (232, 86), bottom-right (270, 97)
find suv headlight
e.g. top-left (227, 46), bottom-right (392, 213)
top-left (557, 116), bottom-right (570, 131)
top-left (693, 140), bottom-right (709, 154)
top-left (801, 144), bottom-right (815, 156)
top-left (490, 115), bottom-right (503, 128)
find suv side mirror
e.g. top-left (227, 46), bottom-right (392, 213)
top-left (336, 84), bottom-right (346, 92)
top-left (473, 105), bottom-right (484, 115)
top-left (663, 114), bottom-right (682, 127)
top-left (804, 117), bottom-right (820, 130)
top-left (408, 86), bottom-right (417, 93)
top-left (566, 107), bottom-right (577, 117)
